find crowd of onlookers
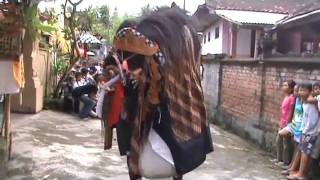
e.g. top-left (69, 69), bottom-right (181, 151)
top-left (62, 60), bottom-right (111, 119)
top-left (59, 36), bottom-right (112, 119)
top-left (274, 80), bottom-right (320, 179)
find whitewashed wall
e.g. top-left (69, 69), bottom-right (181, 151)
top-left (236, 28), bottom-right (252, 57)
top-left (202, 21), bottom-right (223, 55)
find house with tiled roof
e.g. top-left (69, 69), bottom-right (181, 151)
top-left (272, 1), bottom-right (320, 57)
top-left (195, 0), bottom-right (320, 59)
top-left (193, 2), bottom-right (287, 59)
top-left (206, 0), bottom-right (315, 14)
top-left (198, 1), bottom-right (320, 166)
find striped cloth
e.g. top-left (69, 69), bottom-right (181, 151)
top-left (128, 26), bottom-right (207, 176)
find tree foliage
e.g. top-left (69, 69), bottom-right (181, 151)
top-left (98, 5), bottom-right (111, 28)
top-left (74, 6), bottom-right (135, 44)
top-left (52, 0), bottom-right (84, 98)
top-left (140, 4), bottom-right (153, 17)
top-left (23, 4), bottom-right (57, 40)
top-left (51, 0), bottom-right (139, 98)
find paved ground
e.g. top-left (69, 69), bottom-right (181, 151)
top-left (3, 111), bottom-right (285, 180)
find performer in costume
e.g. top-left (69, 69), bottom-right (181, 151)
top-left (111, 7), bottom-right (213, 180)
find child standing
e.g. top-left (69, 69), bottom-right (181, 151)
top-left (309, 83), bottom-right (320, 178)
top-left (279, 84), bottom-right (302, 142)
top-left (287, 83), bottom-right (320, 180)
top-left (274, 80), bottom-right (296, 167)
top-left (280, 84), bottom-right (303, 174)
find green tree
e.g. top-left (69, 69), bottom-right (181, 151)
top-left (98, 5), bottom-right (111, 28)
top-left (75, 5), bottom-right (116, 43)
top-left (109, 7), bottom-right (121, 40)
top-left (78, 6), bottom-right (98, 31)
top-left (97, 5), bottom-right (112, 42)
top-left (23, 4), bottom-right (57, 40)
top-left (71, 5), bottom-right (136, 44)
top-left (53, 0), bottom-right (84, 98)
top-left (108, 8), bottom-right (135, 42)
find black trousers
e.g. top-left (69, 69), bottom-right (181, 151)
top-left (116, 119), bottom-right (133, 156)
top-left (73, 98), bottom-right (80, 113)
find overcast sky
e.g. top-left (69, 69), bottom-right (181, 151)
top-left (39, 0), bottom-right (205, 15)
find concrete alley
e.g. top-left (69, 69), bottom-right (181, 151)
top-left (4, 111), bottom-right (284, 180)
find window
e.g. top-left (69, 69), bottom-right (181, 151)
top-left (215, 27), bottom-right (220, 39)
top-left (302, 41), bottom-right (314, 54)
top-left (204, 34), bottom-right (206, 44)
top-left (208, 32), bottom-right (211, 42)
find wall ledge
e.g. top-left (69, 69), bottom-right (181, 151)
top-left (203, 56), bottom-right (320, 65)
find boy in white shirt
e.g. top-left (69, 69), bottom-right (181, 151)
top-left (311, 82), bottom-right (320, 155)
top-left (288, 84), bottom-right (320, 180)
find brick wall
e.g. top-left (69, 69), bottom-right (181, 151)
top-left (203, 58), bottom-right (320, 150)
top-left (221, 64), bottom-right (262, 122)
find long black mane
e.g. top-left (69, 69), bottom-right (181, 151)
top-left (136, 7), bottom-right (201, 65)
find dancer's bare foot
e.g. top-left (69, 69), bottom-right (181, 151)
top-left (294, 173), bottom-right (307, 180)
top-left (289, 170), bottom-right (298, 176)
top-left (287, 175), bottom-right (306, 180)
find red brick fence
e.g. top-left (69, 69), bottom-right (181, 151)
top-left (203, 57), bottom-right (320, 152)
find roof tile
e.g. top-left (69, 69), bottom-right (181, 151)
top-left (206, 0), bottom-right (317, 14)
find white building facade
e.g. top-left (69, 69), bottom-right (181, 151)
top-left (196, 8), bottom-right (287, 59)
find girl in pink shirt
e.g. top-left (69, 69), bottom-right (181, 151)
top-left (273, 80), bottom-right (296, 167)
top-left (280, 87), bottom-right (296, 129)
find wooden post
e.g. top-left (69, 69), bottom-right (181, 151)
top-left (3, 94), bottom-right (11, 160)
top-left (4, 95), bottom-right (10, 141)
top-left (0, 2), bottom-right (24, 164)
top-left (0, 96), bottom-right (5, 175)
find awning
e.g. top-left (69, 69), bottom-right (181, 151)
top-left (79, 32), bottom-right (101, 44)
top-left (215, 10), bottom-right (287, 25)
top-left (279, 9), bottom-right (320, 25)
